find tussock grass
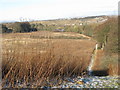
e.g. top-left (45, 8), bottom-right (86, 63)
top-left (100, 55), bottom-right (119, 76)
top-left (2, 32), bottom-right (96, 87)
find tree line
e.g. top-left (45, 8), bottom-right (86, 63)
top-left (2, 22), bottom-right (37, 33)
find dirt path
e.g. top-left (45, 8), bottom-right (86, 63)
top-left (91, 49), bottom-right (104, 71)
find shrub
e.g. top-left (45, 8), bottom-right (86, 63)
top-left (3, 22), bottom-right (37, 33)
top-left (2, 24), bottom-right (12, 33)
top-left (12, 22), bottom-right (32, 33)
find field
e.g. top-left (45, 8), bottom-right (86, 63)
top-left (2, 31), bottom-right (96, 87)
top-left (1, 16), bottom-right (119, 88)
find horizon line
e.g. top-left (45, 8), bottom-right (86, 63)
top-left (0, 14), bottom-right (118, 23)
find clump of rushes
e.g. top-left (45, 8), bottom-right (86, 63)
top-left (2, 33), bottom-right (95, 88)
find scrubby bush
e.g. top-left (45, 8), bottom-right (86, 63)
top-left (2, 22), bottom-right (37, 33)
top-left (2, 24), bottom-right (12, 33)
top-left (31, 23), bottom-right (44, 31)
top-left (82, 24), bottom-right (96, 36)
top-left (12, 22), bottom-right (24, 33)
top-left (12, 22), bottom-right (33, 33)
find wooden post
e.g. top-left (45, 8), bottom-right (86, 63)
top-left (95, 44), bottom-right (98, 50)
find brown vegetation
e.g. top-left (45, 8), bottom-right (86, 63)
top-left (2, 31), bottom-right (96, 87)
top-left (93, 16), bottom-right (119, 76)
top-left (92, 49), bottom-right (104, 71)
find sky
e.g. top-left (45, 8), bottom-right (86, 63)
top-left (0, 0), bottom-right (119, 22)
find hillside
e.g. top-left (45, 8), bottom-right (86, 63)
top-left (92, 16), bottom-right (119, 75)
top-left (2, 16), bottom-right (108, 36)
top-left (1, 15), bottom-right (119, 88)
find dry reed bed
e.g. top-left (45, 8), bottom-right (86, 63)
top-left (2, 32), bottom-right (96, 87)
top-left (2, 31), bottom-right (90, 39)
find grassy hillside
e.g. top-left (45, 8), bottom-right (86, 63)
top-left (94, 17), bottom-right (118, 53)
top-left (29, 16), bottom-right (106, 36)
top-left (93, 16), bottom-right (119, 75)
top-left (2, 16), bottom-right (107, 37)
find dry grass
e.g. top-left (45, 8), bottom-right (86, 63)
top-left (2, 31), bottom-right (91, 39)
top-left (2, 31), bottom-right (96, 87)
top-left (92, 50), bottom-right (119, 76)
top-left (92, 49), bottom-right (104, 70)
top-left (92, 49), bottom-right (119, 76)
top-left (100, 54), bottom-right (119, 76)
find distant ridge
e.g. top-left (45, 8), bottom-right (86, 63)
top-left (0, 14), bottom-right (116, 24)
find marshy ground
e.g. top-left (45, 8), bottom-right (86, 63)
top-left (1, 16), bottom-right (119, 88)
top-left (2, 31), bottom-right (97, 88)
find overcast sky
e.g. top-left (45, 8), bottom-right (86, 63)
top-left (0, 0), bottom-right (119, 22)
